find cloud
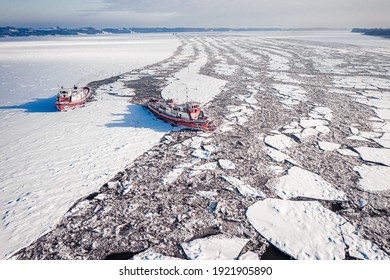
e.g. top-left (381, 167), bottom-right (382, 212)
top-left (1, 0), bottom-right (390, 28)
top-left (93, 0), bottom-right (390, 28)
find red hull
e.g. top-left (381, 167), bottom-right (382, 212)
top-left (146, 101), bottom-right (209, 131)
top-left (55, 87), bottom-right (91, 111)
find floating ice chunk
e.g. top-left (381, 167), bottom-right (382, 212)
top-left (190, 137), bottom-right (205, 148)
top-left (269, 129), bottom-right (281, 135)
top-left (301, 127), bottom-right (319, 140)
top-left (311, 107), bottom-right (333, 121)
top-left (246, 199), bottom-right (389, 260)
top-left (337, 149), bottom-right (360, 157)
top-left (192, 149), bottom-right (212, 160)
top-left (239, 251), bottom-right (259, 260)
top-left (283, 128), bottom-right (302, 134)
top-left (318, 141), bottom-right (341, 151)
top-left (203, 144), bottom-right (217, 153)
top-left (350, 127), bottom-right (359, 135)
top-left (237, 95), bottom-right (258, 104)
top-left (193, 162), bottom-right (218, 171)
top-left (300, 119), bottom-right (329, 128)
top-left (218, 159), bottom-right (236, 170)
top-left (181, 235), bottom-right (249, 260)
top-left (269, 166), bottom-right (347, 201)
top-left (162, 135), bottom-right (174, 144)
top-left (354, 147), bottom-right (390, 166)
top-left (264, 134), bottom-right (295, 151)
top-left (182, 138), bottom-right (192, 147)
top-left (196, 190), bottom-right (218, 197)
top-left (265, 147), bottom-right (291, 162)
top-left (221, 176), bottom-right (265, 198)
top-left (315, 125), bottom-right (330, 135)
top-left (354, 165), bottom-right (390, 191)
top-left (133, 249), bottom-right (181, 260)
top-left (162, 168), bottom-right (185, 185)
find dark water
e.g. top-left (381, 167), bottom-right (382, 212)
top-left (105, 252), bottom-right (138, 260)
top-left (261, 244), bottom-right (294, 260)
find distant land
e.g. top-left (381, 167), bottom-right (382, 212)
top-left (0, 26), bottom-right (346, 37)
top-left (0, 26), bottom-right (278, 37)
top-left (352, 28), bottom-right (390, 38)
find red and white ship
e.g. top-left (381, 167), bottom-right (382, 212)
top-left (146, 98), bottom-right (212, 131)
top-left (55, 86), bottom-right (92, 111)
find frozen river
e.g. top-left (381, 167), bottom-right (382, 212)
top-left (1, 31), bottom-right (390, 260)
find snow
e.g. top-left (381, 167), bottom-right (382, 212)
top-left (161, 56), bottom-right (227, 105)
top-left (354, 147), bottom-right (390, 166)
top-left (181, 235), bottom-right (249, 260)
top-left (221, 176), bottom-right (266, 198)
top-left (318, 141), bottom-right (341, 151)
top-left (217, 159), bottom-right (236, 170)
top-left (0, 34), bottom-right (179, 259)
top-left (246, 199), bottom-right (389, 260)
top-left (264, 134), bottom-right (295, 151)
top-left (354, 165), bottom-right (390, 192)
top-left (269, 167), bottom-right (347, 201)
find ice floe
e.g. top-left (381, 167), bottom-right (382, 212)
top-left (161, 57), bottom-right (227, 105)
top-left (192, 149), bottom-right (212, 160)
top-left (318, 141), bottom-right (341, 151)
top-left (181, 235), bottom-right (249, 260)
top-left (354, 147), bottom-right (390, 166)
top-left (269, 166), bottom-right (347, 201)
top-left (221, 176), bottom-right (265, 197)
top-left (354, 165), bottom-right (390, 192)
top-left (246, 199), bottom-right (389, 260)
top-left (264, 134), bottom-right (295, 151)
top-left (300, 119), bottom-right (329, 128)
top-left (265, 147), bottom-right (291, 162)
top-left (218, 159), bottom-right (236, 170)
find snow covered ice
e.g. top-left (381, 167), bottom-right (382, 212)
top-left (247, 199), bottom-right (389, 260)
top-left (0, 34), bottom-right (179, 258)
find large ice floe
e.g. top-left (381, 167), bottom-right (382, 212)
top-left (268, 167), bottom-right (347, 201)
top-left (354, 165), bottom-right (390, 191)
top-left (354, 147), bottom-right (390, 166)
top-left (181, 235), bottom-right (249, 260)
top-left (247, 199), bottom-right (389, 260)
top-left (161, 56), bottom-right (227, 104)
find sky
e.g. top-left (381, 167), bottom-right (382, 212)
top-left (0, 0), bottom-right (389, 29)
